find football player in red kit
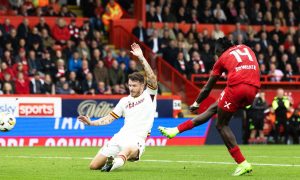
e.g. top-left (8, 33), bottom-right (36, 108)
top-left (159, 37), bottom-right (261, 176)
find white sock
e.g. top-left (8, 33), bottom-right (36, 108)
top-left (110, 155), bottom-right (126, 171)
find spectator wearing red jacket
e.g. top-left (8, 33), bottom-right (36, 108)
top-left (52, 18), bottom-right (71, 45)
top-left (15, 72), bottom-right (30, 94)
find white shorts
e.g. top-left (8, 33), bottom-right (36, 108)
top-left (99, 135), bottom-right (145, 161)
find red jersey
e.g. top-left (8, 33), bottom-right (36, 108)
top-left (212, 44), bottom-right (261, 88)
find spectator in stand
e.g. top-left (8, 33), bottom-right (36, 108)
top-left (147, 5), bottom-right (157, 22)
top-left (163, 40), bottom-right (179, 66)
top-left (35, 17), bottom-right (51, 33)
top-left (43, 74), bottom-right (55, 94)
top-left (132, 20), bottom-right (147, 43)
top-left (56, 82), bottom-right (75, 94)
top-left (68, 71), bottom-right (81, 94)
top-left (14, 72), bottom-right (29, 94)
top-left (1, 72), bottom-right (15, 93)
top-left (287, 11), bottom-right (297, 27)
top-left (40, 50), bottom-right (55, 75)
top-left (5, 28), bottom-right (18, 52)
top-left (269, 63), bottom-right (284, 82)
top-left (173, 51), bottom-right (188, 77)
top-left (102, 0), bottom-right (123, 29)
top-left (116, 49), bottom-right (130, 70)
top-left (28, 50), bottom-right (42, 76)
top-left (27, 27), bottom-right (42, 48)
top-left (68, 19), bottom-right (80, 41)
top-left (77, 40), bottom-right (91, 60)
top-left (58, 4), bottom-right (76, 17)
top-left (260, 64), bottom-right (268, 76)
top-left (155, 6), bottom-right (163, 22)
top-left (93, 60), bottom-right (109, 86)
top-left (176, 6), bottom-right (188, 23)
top-left (54, 59), bottom-right (67, 80)
top-left (1, 82), bottom-right (14, 94)
top-left (30, 72), bottom-right (44, 94)
top-left (82, 72), bottom-right (97, 94)
top-left (68, 51), bottom-right (82, 73)
top-left (127, 60), bottom-right (138, 75)
top-left (52, 18), bottom-right (71, 45)
top-left (77, 59), bottom-right (90, 81)
top-left (103, 50), bottom-right (115, 68)
top-left (162, 5), bottom-right (176, 22)
top-left (40, 28), bottom-right (55, 49)
top-left (17, 18), bottom-right (30, 39)
top-left (188, 51), bottom-right (205, 76)
top-left (147, 29), bottom-right (162, 53)
top-left (108, 59), bottom-right (125, 87)
top-left (272, 88), bottom-right (291, 144)
top-left (282, 63), bottom-right (294, 82)
top-left (211, 24), bottom-right (224, 40)
top-left (225, 0), bottom-right (237, 24)
top-left (96, 81), bottom-right (111, 95)
top-left (3, 18), bottom-right (14, 36)
top-left (231, 22), bottom-right (247, 42)
top-left (2, 50), bottom-right (15, 68)
top-left (213, 3), bottom-right (226, 23)
top-left (270, 22), bottom-right (285, 44)
top-left (237, 8), bottom-right (249, 25)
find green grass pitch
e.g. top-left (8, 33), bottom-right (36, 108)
top-left (0, 145), bottom-right (300, 179)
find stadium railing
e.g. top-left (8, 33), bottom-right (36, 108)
top-left (111, 25), bottom-right (200, 104)
top-left (191, 74), bottom-right (300, 88)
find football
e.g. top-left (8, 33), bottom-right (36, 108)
top-left (0, 112), bottom-right (16, 132)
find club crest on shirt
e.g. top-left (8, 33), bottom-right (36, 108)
top-left (126, 98), bottom-right (145, 109)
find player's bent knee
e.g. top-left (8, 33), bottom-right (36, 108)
top-left (89, 162), bottom-right (104, 170)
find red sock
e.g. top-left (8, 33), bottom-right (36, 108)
top-left (177, 120), bottom-right (194, 133)
top-left (228, 146), bottom-right (245, 164)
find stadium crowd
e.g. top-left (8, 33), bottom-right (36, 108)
top-left (142, 0), bottom-right (300, 82)
top-left (0, 0), bottom-right (137, 95)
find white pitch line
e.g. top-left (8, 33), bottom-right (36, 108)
top-left (1, 155), bottom-right (300, 167)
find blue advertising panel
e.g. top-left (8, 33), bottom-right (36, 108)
top-left (0, 117), bottom-right (211, 146)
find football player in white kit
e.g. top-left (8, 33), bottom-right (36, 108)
top-left (77, 43), bottom-right (158, 172)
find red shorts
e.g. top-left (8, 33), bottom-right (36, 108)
top-left (218, 84), bottom-right (259, 113)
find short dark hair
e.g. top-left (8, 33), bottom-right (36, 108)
top-left (214, 37), bottom-right (234, 56)
top-left (128, 72), bottom-right (145, 84)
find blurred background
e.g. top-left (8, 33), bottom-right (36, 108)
top-left (0, 0), bottom-right (300, 146)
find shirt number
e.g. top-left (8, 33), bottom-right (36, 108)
top-left (229, 48), bottom-right (253, 62)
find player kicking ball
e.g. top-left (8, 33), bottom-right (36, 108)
top-left (77, 43), bottom-right (157, 172)
top-left (159, 37), bottom-right (261, 176)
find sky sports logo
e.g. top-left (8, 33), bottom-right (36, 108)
top-left (0, 104), bottom-right (17, 115)
top-left (19, 103), bottom-right (54, 116)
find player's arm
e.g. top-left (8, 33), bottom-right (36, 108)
top-left (77, 114), bottom-right (116, 126)
top-left (130, 43), bottom-right (158, 89)
top-left (190, 75), bottom-right (219, 112)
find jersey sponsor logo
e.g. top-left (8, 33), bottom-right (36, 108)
top-left (19, 103), bottom-right (54, 116)
top-left (126, 98), bottom-right (145, 109)
top-left (224, 101), bottom-right (231, 109)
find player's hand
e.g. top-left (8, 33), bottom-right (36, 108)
top-left (77, 115), bottom-right (92, 125)
top-left (130, 42), bottom-right (144, 59)
top-left (189, 102), bottom-right (200, 114)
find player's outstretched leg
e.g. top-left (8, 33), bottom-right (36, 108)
top-left (216, 108), bottom-right (252, 176)
top-left (158, 102), bottom-right (218, 138)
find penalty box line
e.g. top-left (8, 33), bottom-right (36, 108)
top-left (1, 155), bottom-right (300, 167)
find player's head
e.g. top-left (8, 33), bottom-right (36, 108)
top-left (128, 72), bottom-right (145, 97)
top-left (214, 37), bottom-right (234, 57)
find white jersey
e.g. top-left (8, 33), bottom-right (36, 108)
top-left (109, 85), bottom-right (157, 140)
